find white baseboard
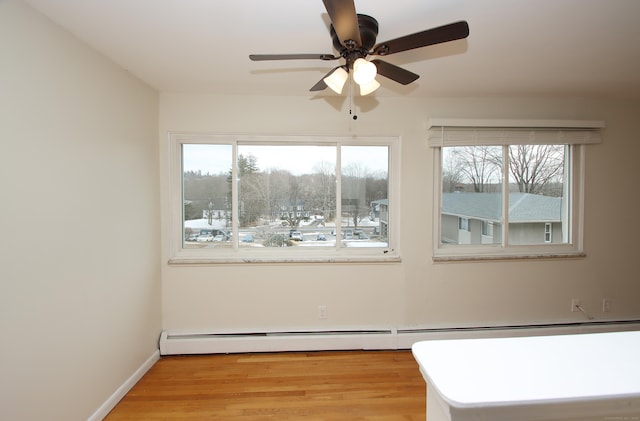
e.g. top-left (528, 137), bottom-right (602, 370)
top-left (88, 349), bottom-right (160, 421)
top-left (159, 329), bottom-right (397, 355)
top-left (395, 320), bottom-right (640, 349)
top-left (160, 320), bottom-right (640, 355)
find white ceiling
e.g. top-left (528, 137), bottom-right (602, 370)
top-left (23, 0), bottom-right (640, 99)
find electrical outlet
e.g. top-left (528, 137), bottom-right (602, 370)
top-left (571, 298), bottom-right (581, 312)
top-left (602, 299), bottom-right (612, 312)
top-left (318, 305), bottom-right (328, 320)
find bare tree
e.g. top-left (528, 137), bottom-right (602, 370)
top-left (365, 174), bottom-right (387, 206)
top-left (238, 171), bottom-right (266, 226)
top-left (446, 145), bottom-right (565, 196)
top-left (310, 161), bottom-right (336, 221)
top-left (262, 169), bottom-right (307, 227)
top-left (442, 152), bottom-right (465, 192)
top-left (260, 169), bottom-right (288, 224)
top-left (183, 171), bottom-right (230, 220)
top-left (232, 153), bottom-right (265, 226)
top-left (508, 145), bottom-right (564, 195)
top-left (280, 175), bottom-right (307, 228)
top-left (449, 146), bottom-right (502, 192)
top-left (342, 162), bottom-right (369, 228)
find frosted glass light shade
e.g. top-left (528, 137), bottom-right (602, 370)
top-left (359, 78), bottom-right (380, 95)
top-left (353, 58), bottom-right (377, 85)
top-left (324, 67), bottom-right (349, 94)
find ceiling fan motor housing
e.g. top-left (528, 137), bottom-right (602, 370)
top-left (331, 14), bottom-right (379, 59)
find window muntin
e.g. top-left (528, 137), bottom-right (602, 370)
top-left (171, 134), bottom-right (397, 263)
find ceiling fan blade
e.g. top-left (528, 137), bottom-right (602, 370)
top-left (371, 60), bottom-right (419, 85)
top-left (250, 54), bottom-right (338, 61)
top-left (309, 66), bottom-right (343, 91)
top-left (322, 0), bottom-right (361, 47)
top-left (372, 21), bottom-right (469, 56)
top-left (310, 79), bottom-right (328, 92)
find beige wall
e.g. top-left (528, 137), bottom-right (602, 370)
top-left (160, 94), bottom-right (640, 332)
top-left (2, 0), bottom-right (640, 418)
top-left (0, 1), bottom-right (161, 419)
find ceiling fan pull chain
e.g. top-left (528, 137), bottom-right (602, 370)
top-left (349, 75), bottom-right (352, 116)
top-left (349, 74), bottom-right (358, 120)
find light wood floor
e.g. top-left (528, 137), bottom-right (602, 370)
top-left (105, 350), bottom-right (426, 420)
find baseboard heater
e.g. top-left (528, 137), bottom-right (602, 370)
top-left (159, 320), bottom-right (640, 355)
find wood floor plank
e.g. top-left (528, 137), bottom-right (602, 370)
top-left (105, 350), bottom-right (425, 420)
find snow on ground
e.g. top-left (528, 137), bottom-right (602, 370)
top-left (184, 216), bottom-right (383, 247)
top-left (184, 216), bottom-right (379, 231)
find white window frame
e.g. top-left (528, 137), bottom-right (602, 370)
top-left (168, 133), bottom-right (401, 264)
top-left (429, 119), bottom-right (604, 261)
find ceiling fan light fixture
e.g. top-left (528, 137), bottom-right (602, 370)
top-left (324, 67), bottom-right (349, 94)
top-left (359, 78), bottom-right (380, 96)
top-left (352, 58), bottom-right (377, 85)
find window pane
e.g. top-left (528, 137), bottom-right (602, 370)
top-left (441, 146), bottom-right (503, 245)
top-left (182, 144), bottom-right (233, 249)
top-left (507, 144), bottom-right (567, 245)
top-left (341, 146), bottom-right (389, 247)
top-left (236, 145), bottom-right (336, 248)
top-left (173, 134), bottom-right (399, 262)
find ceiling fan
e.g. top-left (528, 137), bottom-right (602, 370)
top-left (249, 0), bottom-right (469, 96)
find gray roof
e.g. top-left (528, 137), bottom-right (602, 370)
top-left (442, 192), bottom-right (562, 223)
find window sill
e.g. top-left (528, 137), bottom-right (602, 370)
top-left (168, 255), bottom-right (402, 265)
top-left (433, 251), bottom-right (586, 263)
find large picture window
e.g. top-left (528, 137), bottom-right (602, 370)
top-left (169, 134), bottom-right (399, 263)
top-left (429, 119), bottom-right (603, 260)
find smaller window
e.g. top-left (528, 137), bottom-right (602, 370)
top-left (544, 222), bottom-right (552, 243)
top-left (429, 118), bottom-right (603, 261)
top-left (482, 220), bottom-right (493, 236)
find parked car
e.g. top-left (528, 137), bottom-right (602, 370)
top-left (197, 234), bottom-right (214, 242)
top-left (316, 233), bottom-right (327, 241)
top-left (290, 231), bottom-right (303, 241)
top-left (241, 234), bottom-right (254, 243)
top-left (212, 234), bottom-right (226, 242)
